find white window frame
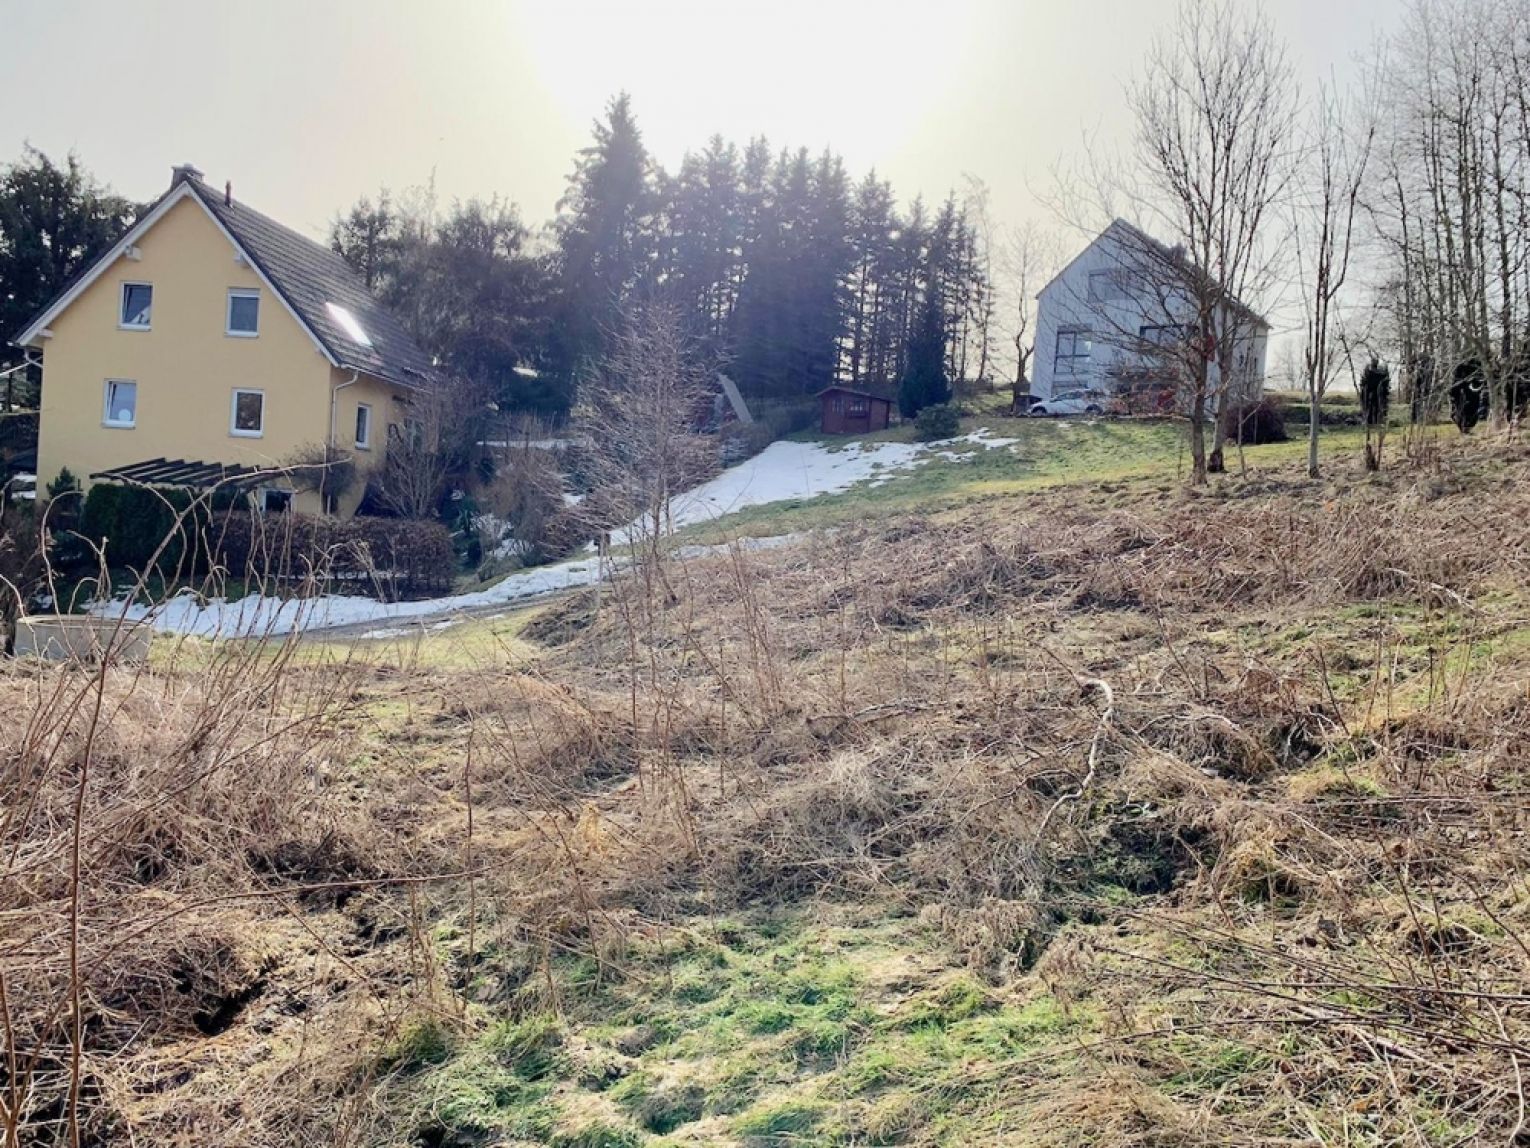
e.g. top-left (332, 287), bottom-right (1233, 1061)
top-left (119, 282), bottom-right (153, 330)
top-left (354, 402), bottom-right (372, 450)
top-left (258, 488), bottom-right (293, 514)
top-left (226, 288), bottom-right (260, 337)
top-left (230, 388), bottom-right (265, 438)
top-left (102, 379), bottom-right (138, 428)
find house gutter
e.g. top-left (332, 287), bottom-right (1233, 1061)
top-left (329, 369), bottom-right (360, 451)
top-left (323, 368), bottom-right (361, 514)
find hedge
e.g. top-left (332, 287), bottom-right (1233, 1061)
top-left (78, 483), bottom-right (208, 574)
top-left (74, 484), bottom-right (453, 597)
top-left (211, 512), bottom-right (454, 597)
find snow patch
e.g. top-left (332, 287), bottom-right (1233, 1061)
top-left (95, 428), bottom-right (1015, 638)
top-left (92, 558), bottom-right (609, 639)
top-left (614, 430), bottom-right (1012, 543)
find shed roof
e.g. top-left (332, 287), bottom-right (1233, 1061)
top-left (815, 386), bottom-right (893, 402)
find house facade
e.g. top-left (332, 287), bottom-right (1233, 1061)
top-left (1032, 220), bottom-right (1269, 409)
top-left (11, 165), bottom-right (437, 516)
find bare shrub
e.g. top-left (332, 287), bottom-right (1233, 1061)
top-left (370, 375), bottom-right (492, 520)
top-left (572, 300), bottom-right (717, 566)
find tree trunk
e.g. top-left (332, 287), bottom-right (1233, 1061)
top-left (1188, 390), bottom-right (1208, 485)
top-left (1209, 403), bottom-right (1228, 473)
top-left (1308, 391), bottom-right (1321, 478)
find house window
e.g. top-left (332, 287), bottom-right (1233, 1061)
top-left (831, 396), bottom-right (843, 413)
top-left (1139, 324), bottom-right (1190, 349)
top-left (259, 489), bottom-right (292, 514)
top-left (1087, 269), bottom-right (1128, 304)
top-left (120, 283), bottom-right (153, 330)
top-left (102, 379), bottom-right (137, 427)
top-left (227, 289), bottom-right (260, 336)
top-left (230, 388), bottom-right (265, 437)
top-left (355, 402), bottom-right (372, 449)
top-left (399, 417), bottom-right (425, 451)
top-left (848, 397), bottom-right (869, 415)
top-left (1054, 328), bottom-right (1093, 375)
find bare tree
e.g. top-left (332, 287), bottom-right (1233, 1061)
top-left (1294, 79), bottom-right (1376, 477)
top-left (961, 175), bottom-right (1000, 391)
top-left (283, 442), bottom-right (358, 515)
top-left (997, 220), bottom-right (1061, 412)
top-left (1124, 0), bottom-right (1297, 482)
top-left (373, 376), bottom-right (490, 520)
top-left (1363, 0), bottom-right (1530, 434)
top-left (575, 300), bottom-right (716, 574)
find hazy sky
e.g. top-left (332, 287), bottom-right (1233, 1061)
top-left (4, 0), bottom-right (1397, 252)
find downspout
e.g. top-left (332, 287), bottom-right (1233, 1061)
top-left (327, 369), bottom-right (360, 514)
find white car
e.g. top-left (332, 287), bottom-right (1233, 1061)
top-left (1028, 389), bottom-right (1108, 417)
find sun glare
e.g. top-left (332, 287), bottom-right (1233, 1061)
top-left (515, 0), bottom-right (975, 170)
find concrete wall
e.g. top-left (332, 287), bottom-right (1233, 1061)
top-left (13, 615), bottom-right (151, 663)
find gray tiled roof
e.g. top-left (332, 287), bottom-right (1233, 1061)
top-left (191, 179), bottom-right (437, 387)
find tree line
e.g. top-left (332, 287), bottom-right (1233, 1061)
top-left (0, 148), bottom-right (143, 386)
top-left (0, 107), bottom-right (997, 425)
top-left (331, 94), bottom-right (995, 419)
top-left (1365, 0), bottom-right (1530, 432)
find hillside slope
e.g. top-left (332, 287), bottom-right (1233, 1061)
top-left (4, 428), bottom-right (1528, 1147)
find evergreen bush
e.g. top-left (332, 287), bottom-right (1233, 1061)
top-left (914, 403), bottom-right (961, 440)
top-left (1360, 358), bottom-right (1391, 428)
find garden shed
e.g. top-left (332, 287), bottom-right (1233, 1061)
top-left (817, 387), bottom-right (892, 435)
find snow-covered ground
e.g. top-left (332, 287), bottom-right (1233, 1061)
top-left (92, 430), bottom-right (1017, 638)
top-left (613, 431), bottom-right (1013, 542)
top-left (92, 557), bottom-right (610, 639)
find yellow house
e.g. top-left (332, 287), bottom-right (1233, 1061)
top-left (11, 164), bottom-right (437, 516)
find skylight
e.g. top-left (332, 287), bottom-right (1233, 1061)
top-left (325, 301), bottom-right (373, 347)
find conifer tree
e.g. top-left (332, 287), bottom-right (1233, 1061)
top-left (550, 93), bottom-right (658, 397)
top-left (1360, 356), bottom-right (1391, 471)
top-left (899, 284), bottom-right (951, 417)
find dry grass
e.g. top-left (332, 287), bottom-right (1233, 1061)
top-left (4, 435), bottom-right (1530, 1145)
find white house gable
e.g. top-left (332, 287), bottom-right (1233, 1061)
top-left (1032, 221), bottom-right (1269, 405)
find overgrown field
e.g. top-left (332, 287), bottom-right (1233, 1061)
top-left (4, 429), bottom-right (1529, 1146)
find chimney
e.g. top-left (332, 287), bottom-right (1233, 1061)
top-left (224, 180), bottom-right (233, 207)
top-left (170, 163), bottom-right (204, 188)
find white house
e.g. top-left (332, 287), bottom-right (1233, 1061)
top-left (1032, 219), bottom-right (1270, 409)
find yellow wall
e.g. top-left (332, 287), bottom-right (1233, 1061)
top-left (34, 193), bottom-right (407, 516)
top-left (328, 368), bottom-right (413, 516)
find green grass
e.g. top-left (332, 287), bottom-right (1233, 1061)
top-left (373, 911), bottom-right (1109, 1146)
top-left (682, 418), bottom-right (1187, 543)
top-left (680, 417), bottom-right (1375, 545)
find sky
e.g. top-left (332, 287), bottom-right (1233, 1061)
top-left (2, 0), bottom-right (1400, 345)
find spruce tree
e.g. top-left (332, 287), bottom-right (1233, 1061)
top-left (330, 192), bottom-right (401, 291)
top-left (550, 93), bottom-right (658, 399)
top-left (899, 285), bottom-right (950, 418)
top-left (0, 148), bottom-right (142, 371)
top-left (1450, 358), bottom-right (1487, 433)
top-left (1359, 357), bottom-right (1391, 427)
top-left (848, 172), bottom-right (896, 388)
